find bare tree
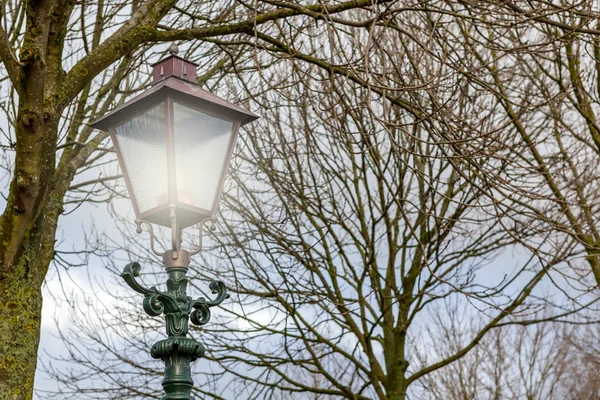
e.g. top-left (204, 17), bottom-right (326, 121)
top-left (0, 0), bottom-right (599, 398)
top-left (0, 0), bottom-right (421, 396)
top-left (417, 307), bottom-right (600, 400)
top-left (41, 55), bottom-right (585, 399)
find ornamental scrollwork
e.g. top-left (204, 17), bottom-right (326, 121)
top-left (190, 281), bottom-right (229, 326)
top-left (121, 262), bottom-right (229, 337)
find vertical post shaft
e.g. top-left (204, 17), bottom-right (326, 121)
top-left (150, 249), bottom-right (204, 400)
top-left (121, 220), bottom-right (228, 400)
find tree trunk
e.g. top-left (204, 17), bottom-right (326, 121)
top-left (0, 255), bottom-right (46, 399)
top-left (0, 44), bottom-right (62, 399)
top-left (383, 329), bottom-right (410, 400)
top-left (0, 111), bottom-right (61, 397)
top-left (0, 0), bottom-right (69, 393)
top-left (0, 110), bottom-right (62, 398)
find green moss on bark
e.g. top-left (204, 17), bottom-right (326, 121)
top-left (0, 253), bottom-right (44, 400)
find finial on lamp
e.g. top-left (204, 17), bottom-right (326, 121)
top-left (151, 43), bottom-right (198, 83)
top-left (168, 43), bottom-right (179, 56)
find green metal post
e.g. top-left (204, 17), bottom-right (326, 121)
top-left (121, 249), bottom-right (228, 400)
top-left (151, 266), bottom-right (203, 399)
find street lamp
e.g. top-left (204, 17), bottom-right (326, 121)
top-left (91, 44), bottom-right (258, 399)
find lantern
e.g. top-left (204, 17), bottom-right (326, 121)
top-left (91, 47), bottom-right (258, 230)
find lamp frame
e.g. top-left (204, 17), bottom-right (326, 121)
top-left (108, 90), bottom-right (243, 229)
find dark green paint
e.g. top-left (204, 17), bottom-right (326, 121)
top-left (121, 262), bottom-right (228, 399)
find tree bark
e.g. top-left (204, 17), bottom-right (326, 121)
top-left (0, 102), bottom-right (61, 397)
top-left (0, 254), bottom-right (47, 399)
top-left (0, 0), bottom-right (64, 393)
top-left (0, 112), bottom-right (61, 397)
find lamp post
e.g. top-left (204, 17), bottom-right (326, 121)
top-left (91, 44), bottom-right (258, 399)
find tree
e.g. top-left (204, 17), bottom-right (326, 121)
top-left (3, 0), bottom-right (600, 398)
top-left (416, 308), bottom-right (600, 400)
top-left (40, 57), bottom-right (584, 399)
top-left (0, 0), bottom-right (414, 397)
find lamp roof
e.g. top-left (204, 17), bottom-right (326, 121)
top-left (91, 76), bottom-right (259, 132)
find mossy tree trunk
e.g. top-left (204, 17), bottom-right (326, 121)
top-left (0, 0), bottom-right (383, 397)
top-left (0, 0), bottom-right (67, 395)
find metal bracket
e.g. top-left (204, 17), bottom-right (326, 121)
top-left (135, 220), bottom-right (164, 256)
top-left (134, 215), bottom-right (216, 259)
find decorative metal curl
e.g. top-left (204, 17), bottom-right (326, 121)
top-left (121, 262), bottom-right (155, 295)
top-left (121, 262), bottom-right (229, 332)
top-left (190, 281), bottom-right (229, 325)
top-left (121, 259), bottom-right (228, 398)
top-left (121, 263), bottom-right (176, 317)
top-left (143, 291), bottom-right (168, 317)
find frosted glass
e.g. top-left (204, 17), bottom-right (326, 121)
top-left (115, 104), bottom-right (168, 213)
top-left (173, 103), bottom-right (233, 210)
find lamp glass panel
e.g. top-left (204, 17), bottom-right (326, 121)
top-left (115, 103), bottom-right (168, 213)
top-left (173, 102), bottom-right (234, 211)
